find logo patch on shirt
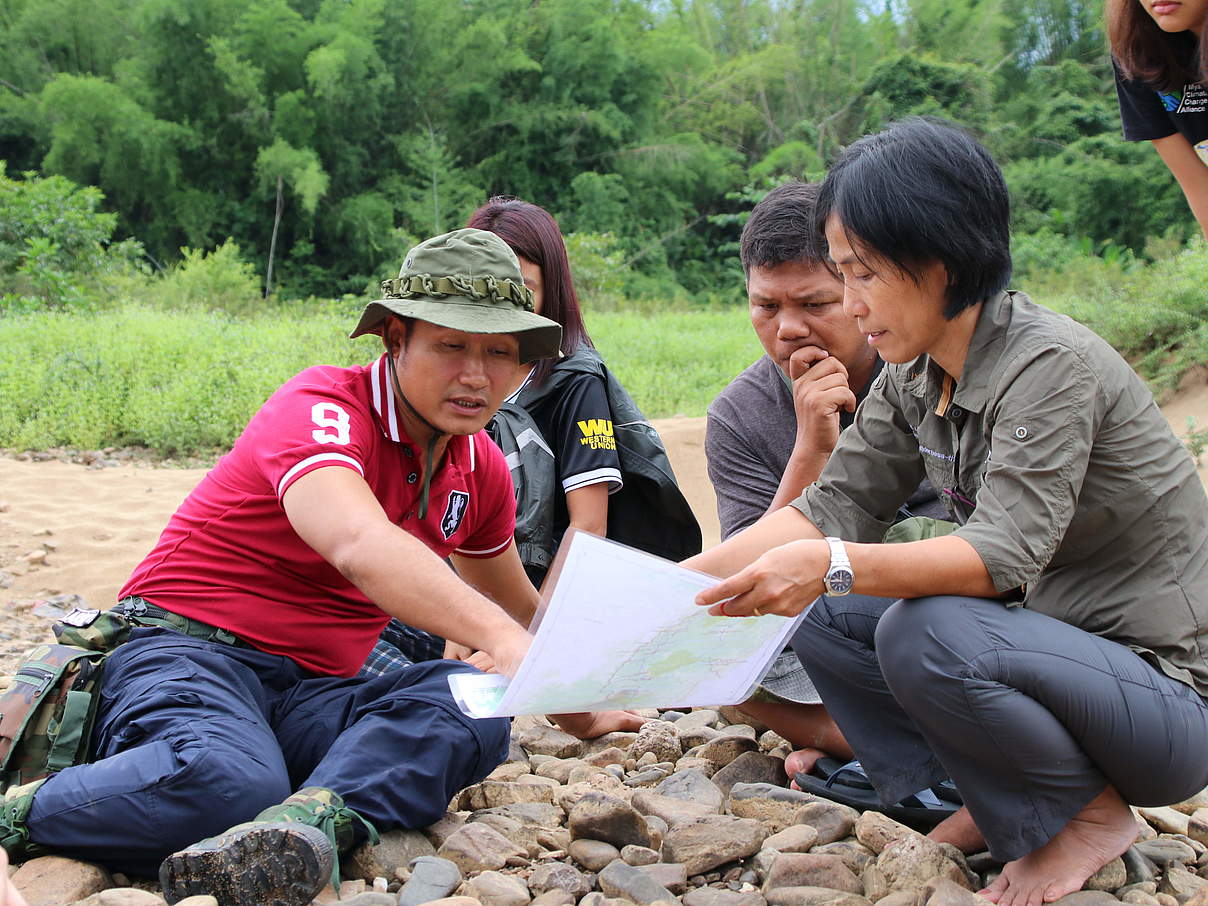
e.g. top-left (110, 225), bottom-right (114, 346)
top-left (577, 418), bottom-right (617, 451)
top-left (441, 490), bottom-right (470, 539)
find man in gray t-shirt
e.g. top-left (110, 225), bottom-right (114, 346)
top-left (705, 182), bottom-right (939, 780)
top-left (707, 182), bottom-right (940, 539)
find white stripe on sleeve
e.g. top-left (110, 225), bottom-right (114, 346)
top-left (277, 453), bottom-right (365, 498)
top-left (455, 536), bottom-right (512, 557)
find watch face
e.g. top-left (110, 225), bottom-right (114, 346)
top-left (827, 568), bottom-right (854, 595)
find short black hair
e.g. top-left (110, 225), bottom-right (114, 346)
top-left (817, 118), bottom-right (1012, 319)
top-left (739, 181), bottom-right (827, 277)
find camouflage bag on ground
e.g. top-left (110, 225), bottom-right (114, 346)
top-left (0, 608), bottom-right (131, 791)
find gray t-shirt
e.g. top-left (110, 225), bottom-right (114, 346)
top-left (706, 354), bottom-right (940, 539)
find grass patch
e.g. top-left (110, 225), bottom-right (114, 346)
top-left (0, 304), bottom-right (762, 456)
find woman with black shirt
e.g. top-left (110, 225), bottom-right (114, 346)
top-left (467, 198), bottom-right (622, 589)
top-left (1109, 0), bottom-right (1208, 238)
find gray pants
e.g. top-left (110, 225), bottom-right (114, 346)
top-left (791, 593), bottom-right (1208, 861)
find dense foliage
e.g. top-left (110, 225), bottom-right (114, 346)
top-left (2, 0), bottom-right (1198, 301)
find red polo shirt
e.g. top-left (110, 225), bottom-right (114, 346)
top-left (120, 354), bottom-right (516, 676)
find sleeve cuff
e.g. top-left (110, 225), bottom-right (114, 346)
top-left (792, 483), bottom-right (893, 543)
top-left (952, 523), bottom-right (1039, 593)
top-left (563, 467), bottom-right (623, 495)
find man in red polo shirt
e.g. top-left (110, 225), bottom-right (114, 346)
top-left (0, 230), bottom-right (635, 906)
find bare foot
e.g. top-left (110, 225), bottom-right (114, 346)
top-left (784, 747), bottom-right (827, 790)
top-left (978, 786), bottom-right (1137, 906)
top-left (929, 806), bottom-right (986, 854)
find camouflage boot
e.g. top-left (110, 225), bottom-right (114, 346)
top-left (159, 786), bottom-right (379, 906)
top-left (0, 778), bottom-right (47, 861)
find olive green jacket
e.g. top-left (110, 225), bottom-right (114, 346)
top-left (793, 291), bottom-right (1208, 698)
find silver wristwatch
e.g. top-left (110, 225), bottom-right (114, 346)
top-left (823, 536), bottom-right (854, 596)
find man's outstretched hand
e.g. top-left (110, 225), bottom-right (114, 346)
top-left (551, 710), bottom-right (647, 739)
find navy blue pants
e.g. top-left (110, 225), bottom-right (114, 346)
top-left (24, 629), bottom-right (510, 876)
top-left (792, 594), bottom-right (1208, 861)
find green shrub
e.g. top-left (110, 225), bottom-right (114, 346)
top-left (154, 241), bottom-right (265, 316)
top-left (0, 165), bottom-right (143, 313)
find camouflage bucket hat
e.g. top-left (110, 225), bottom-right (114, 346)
top-left (350, 228), bottom-right (563, 364)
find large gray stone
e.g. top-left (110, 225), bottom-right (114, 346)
top-left (711, 753), bottom-right (787, 797)
top-left (527, 862), bottom-right (592, 899)
top-left (860, 864), bottom-right (888, 903)
top-left (632, 862), bottom-right (689, 894)
top-left (560, 776), bottom-right (634, 814)
top-left (1135, 840), bottom-right (1197, 868)
top-left (1159, 866), bottom-right (1208, 899)
top-left (654, 769), bottom-right (725, 812)
top-left (661, 815), bottom-right (767, 875)
top-left (811, 843), bottom-right (875, 877)
top-left (762, 853), bottom-right (863, 896)
top-left (342, 828), bottom-right (437, 881)
top-left (424, 813), bottom-right (468, 849)
top-left (398, 856), bottom-right (464, 906)
top-left (1139, 808), bottom-right (1190, 836)
top-left (854, 812), bottom-right (922, 855)
top-left (625, 768), bottom-right (672, 789)
top-left (728, 783), bottom-right (817, 834)
top-left (762, 826), bottom-right (821, 854)
top-left (568, 792), bottom-right (655, 849)
top-left (461, 779), bottom-right (557, 811)
top-left (675, 710), bottom-right (720, 732)
top-left (580, 732), bottom-right (641, 758)
top-left (568, 839), bottom-right (622, 872)
top-left (632, 790), bottom-right (719, 827)
top-left (598, 859), bottom-right (676, 905)
top-left (489, 762), bottom-right (536, 782)
top-left (691, 736), bottom-right (760, 771)
top-left (437, 822), bottom-right (527, 875)
top-left (1123, 847), bottom-right (1158, 886)
top-left (469, 813), bottom-right (544, 858)
top-left (464, 870), bottom-right (532, 906)
top-left (12, 856), bottom-right (111, 906)
top-left (1189, 811), bottom-right (1208, 848)
top-left (1085, 858), bottom-right (1127, 892)
top-left (538, 758), bottom-right (594, 787)
top-left (631, 721), bottom-right (683, 764)
top-left (876, 835), bottom-right (970, 893)
top-left (621, 845), bottom-right (661, 866)
top-left (518, 724), bottom-right (584, 759)
top-left (794, 802), bottom-right (856, 847)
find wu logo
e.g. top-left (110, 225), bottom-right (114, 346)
top-left (441, 490), bottom-right (470, 539)
top-left (577, 418), bottom-right (617, 451)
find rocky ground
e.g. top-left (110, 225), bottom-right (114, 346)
top-left (11, 709), bottom-right (1208, 906)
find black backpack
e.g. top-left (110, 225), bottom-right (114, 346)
top-left (489, 347), bottom-right (702, 571)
